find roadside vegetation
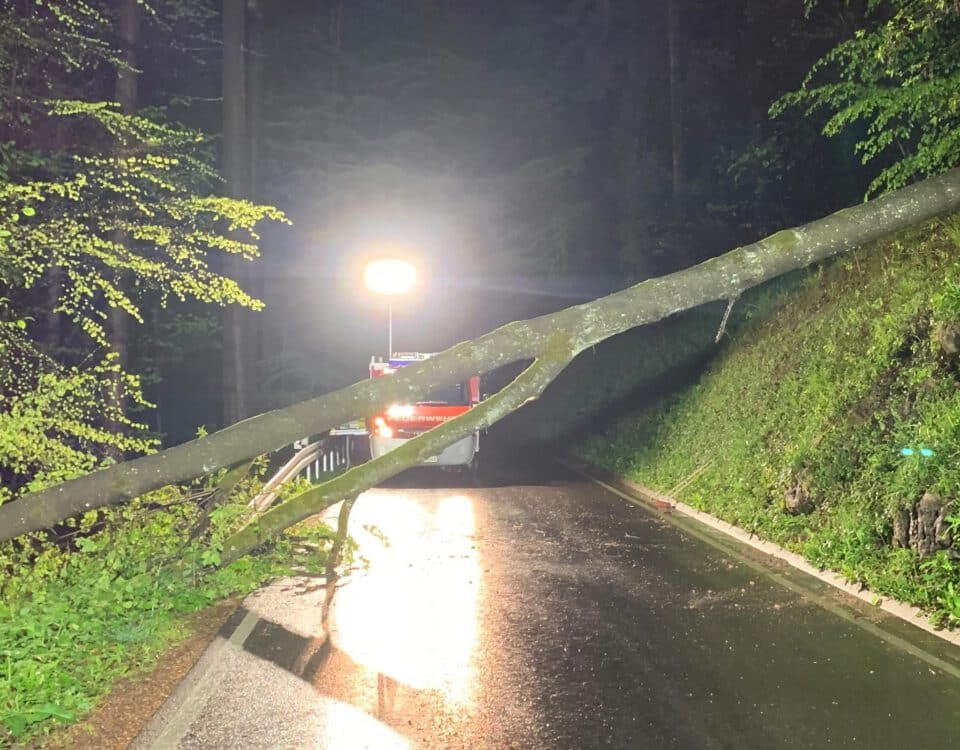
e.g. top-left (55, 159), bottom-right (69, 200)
top-left (0, 4), bottom-right (291, 742)
top-left (579, 218), bottom-right (960, 628)
top-left (0, 466), bottom-right (334, 745)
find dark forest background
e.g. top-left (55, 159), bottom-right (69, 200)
top-left (5, 0), bottom-right (956, 467)
top-left (228, 0), bottom-right (866, 428)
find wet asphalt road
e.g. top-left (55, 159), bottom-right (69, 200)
top-left (133, 459), bottom-right (960, 749)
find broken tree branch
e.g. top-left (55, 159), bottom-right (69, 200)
top-left (715, 295), bottom-right (739, 343)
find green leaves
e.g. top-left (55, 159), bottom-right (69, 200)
top-left (0, 340), bottom-right (158, 497)
top-left (199, 547), bottom-right (223, 568)
top-left (773, 0), bottom-right (960, 196)
top-left (2, 704), bottom-right (77, 739)
top-left (0, 469), bottom-right (312, 743)
top-left (0, 0), bottom-right (288, 510)
top-left (0, 2), bottom-right (301, 740)
top-left (0, 122), bottom-right (286, 345)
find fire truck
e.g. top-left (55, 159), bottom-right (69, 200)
top-left (368, 353), bottom-right (481, 470)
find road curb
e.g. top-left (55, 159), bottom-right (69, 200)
top-left (131, 608), bottom-right (261, 750)
top-left (563, 458), bottom-right (960, 649)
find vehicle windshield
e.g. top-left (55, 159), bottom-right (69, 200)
top-left (420, 382), bottom-right (467, 405)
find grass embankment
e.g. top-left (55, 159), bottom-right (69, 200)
top-left (579, 219), bottom-right (960, 628)
top-left (0, 472), bottom-right (332, 746)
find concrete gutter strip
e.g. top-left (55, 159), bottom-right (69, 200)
top-left (136, 609), bottom-right (260, 750)
top-left (565, 460), bottom-right (960, 649)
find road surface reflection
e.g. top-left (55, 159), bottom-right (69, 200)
top-left (329, 490), bottom-right (482, 710)
top-left (311, 695), bottom-right (413, 749)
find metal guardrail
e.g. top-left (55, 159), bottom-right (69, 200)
top-left (250, 436), bottom-right (352, 512)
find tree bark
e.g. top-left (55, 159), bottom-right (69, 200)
top-left (245, 0), bottom-right (266, 414)
top-left (3, 167), bottom-right (960, 543)
top-left (221, 341), bottom-right (573, 562)
top-left (247, 0), bottom-right (262, 196)
top-left (222, 0), bottom-right (250, 425)
top-left (107, 0), bottom-right (141, 455)
top-left (667, 0), bottom-right (683, 205)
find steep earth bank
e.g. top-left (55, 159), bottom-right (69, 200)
top-left (577, 218), bottom-right (960, 627)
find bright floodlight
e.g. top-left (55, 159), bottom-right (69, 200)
top-left (364, 259), bottom-right (417, 296)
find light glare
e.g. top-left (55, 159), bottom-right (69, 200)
top-left (364, 259), bottom-right (417, 296)
top-left (387, 404), bottom-right (414, 418)
top-left (329, 492), bottom-right (480, 707)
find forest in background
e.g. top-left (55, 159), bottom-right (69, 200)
top-left (6, 0), bottom-right (955, 460)
top-left (3, 0), bottom-right (957, 479)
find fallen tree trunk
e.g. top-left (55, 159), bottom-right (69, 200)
top-left (220, 339), bottom-right (573, 562)
top-left (2, 167), bottom-right (959, 543)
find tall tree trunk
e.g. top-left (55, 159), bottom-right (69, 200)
top-left (611, 0), bottom-right (652, 277)
top-left (222, 0), bottom-right (251, 424)
top-left (45, 269), bottom-right (61, 346)
top-left (47, 119), bottom-right (67, 348)
top-left (667, 0), bottom-right (683, 206)
top-left (259, 0), bottom-right (343, 409)
top-left (108, 0), bottom-right (141, 453)
top-left (246, 0), bottom-right (265, 414)
top-left (247, 1), bottom-right (262, 196)
top-left (5, 166), bottom-right (960, 544)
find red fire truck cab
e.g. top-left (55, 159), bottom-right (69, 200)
top-left (368, 353), bottom-right (481, 469)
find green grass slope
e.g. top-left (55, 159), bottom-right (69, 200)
top-left (579, 218), bottom-right (960, 628)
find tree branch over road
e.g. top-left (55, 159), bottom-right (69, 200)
top-left (2, 167), bottom-right (959, 545)
top-left (220, 341), bottom-right (573, 562)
